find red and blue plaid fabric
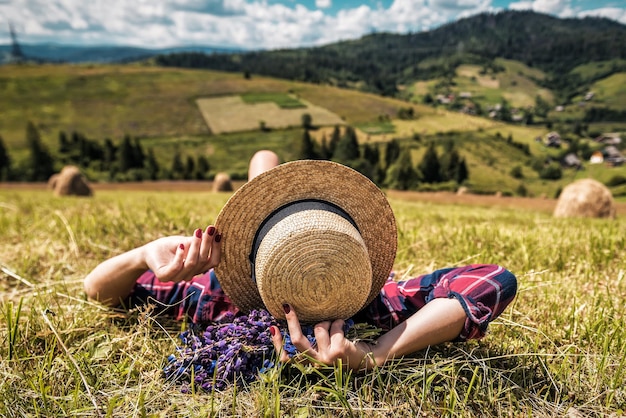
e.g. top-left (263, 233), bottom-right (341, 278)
top-left (128, 264), bottom-right (517, 341)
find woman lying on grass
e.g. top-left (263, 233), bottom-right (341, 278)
top-left (84, 150), bottom-right (517, 377)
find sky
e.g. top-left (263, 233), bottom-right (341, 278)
top-left (1, 0), bottom-right (625, 50)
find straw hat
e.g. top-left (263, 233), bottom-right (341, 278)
top-left (214, 160), bottom-right (397, 322)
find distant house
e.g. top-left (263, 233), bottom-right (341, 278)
top-left (459, 92), bottom-right (472, 98)
top-left (555, 105), bottom-right (564, 112)
top-left (604, 146), bottom-right (626, 166)
top-left (584, 92), bottom-right (595, 101)
top-left (590, 151), bottom-right (604, 164)
top-left (562, 153), bottom-right (582, 169)
top-left (595, 133), bottom-right (622, 146)
top-left (546, 131), bottom-right (562, 148)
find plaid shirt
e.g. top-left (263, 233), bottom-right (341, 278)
top-left (128, 264), bottom-right (517, 341)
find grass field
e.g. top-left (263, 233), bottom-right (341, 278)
top-left (1, 188), bottom-right (625, 416)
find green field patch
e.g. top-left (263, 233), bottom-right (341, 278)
top-left (355, 121), bottom-right (396, 135)
top-left (240, 92), bottom-right (306, 109)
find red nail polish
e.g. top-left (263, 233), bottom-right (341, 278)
top-left (195, 229), bottom-right (202, 238)
top-left (207, 226), bottom-right (216, 236)
top-left (282, 304), bottom-right (290, 314)
top-left (269, 326), bottom-right (276, 336)
top-left (215, 233), bottom-right (222, 243)
top-left (179, 244), bottom-right (184, 250)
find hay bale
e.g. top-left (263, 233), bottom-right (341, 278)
top-left (47, 174), bottom-right (59, 190)
top-left (456, 186), bottom-right (468, 195)
top-left (213, 172), bottom-right (233, 192)
top-left (495, 191), bottom-right (503, 198)
top-left (553, 178), bottom-right (615, 219)
top-left (53, 166), bottom-right (93, 197)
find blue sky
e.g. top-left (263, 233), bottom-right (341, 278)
top-left (1, 0), bottom-right (625, 50)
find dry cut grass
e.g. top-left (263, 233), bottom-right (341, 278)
top-left (1, 189), bottom-right (626, 417)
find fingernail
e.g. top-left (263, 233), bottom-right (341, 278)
top-left (195, 229), bottom-right (202, 238)
top-left (282, 304), bottom-right (290, 314)
top-left (207, 226), bottom-right (216, 236)
top-left (179, 244), bottom-right (184, 250)
top-left (269, 326), bottom-right (276, 336)
top-left (215, 233), bottom-right (222, 243)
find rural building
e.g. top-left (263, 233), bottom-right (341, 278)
top-left (590, 151), bottom-right (604, 164)
top-left (594, 133), bottom-right (622, 146)
top-left (562, 153), bottom-right (582, 169)
top-left (545, 131), bottom-right (562, 148)
top-left (603, 146), bottom-right (625, 166)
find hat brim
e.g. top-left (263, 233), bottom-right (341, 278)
top-left (214, 160), bottom-right (397, 318)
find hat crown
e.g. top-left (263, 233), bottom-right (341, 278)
top-left (255, 209), bottom-right (372, 322)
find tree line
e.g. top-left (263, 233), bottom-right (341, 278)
top-left (0, 123), bottom-right (212, 182)
top-left (296, 125), bottom-right (469, 191)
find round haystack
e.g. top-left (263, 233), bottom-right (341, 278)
top-left (213, 172), bottom-right (233, 192)
top-left (495, 191), bottom-right (503, 198)
top-left (553, 178), bottom-right (615, 219)
top-left (53, 166), bottom-right (93, 197)
top-left (47, 173), bottom-right (59, 190)
top-left (456, 186), bottom-right (468, 195)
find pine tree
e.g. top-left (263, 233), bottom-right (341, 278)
top-left (170, 150), bottom-right (184, 180)
top-left (418, 142), bottom-right (441, 183)
top-left (333, 126), bottom-right (359, 162)
top-left (298, 130), bottom-right (317, 160)
top-left (456, 158), bottom-right (469, 184)
top-left (385, 149), bottom-right (418, 190)
top-left (103, 138), bottom-right (116, 170)
top-left (0, 135), bottom-right (11, 181)
top-left (146, 148), bottom-right (160, 180)
top-left (132, 138), bottom-right (145, 169)
top-left (118, 135), bottom-right (134, 172)
top-left (196, 155), bottom-right (210, 180)
top-left (184, 156), bottom-right (195, 180)
top-left (441, 147), bottom-right (460, 181)
top-left (329, 125), bottom-right (341, 156)
top-left (58, 131), bottom-right (69, 154)
top-left (384, 139), bottom-right (401, 168)
top-left (25, 122), bottom-right (54, 181)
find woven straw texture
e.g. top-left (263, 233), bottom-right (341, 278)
top-left (214, 160), bottom-right (397, 321)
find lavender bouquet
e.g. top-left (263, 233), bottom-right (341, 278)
top-left (163, 309), bottom-right (357, 392)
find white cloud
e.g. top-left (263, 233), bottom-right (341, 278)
top-left (579, 7), bottom-right (626, 25)
top-left (509, 0), bottom-right (574, 17)
top-left (0, 0), bottom-right (624, 49)
top-left (315, 0), bottom-right (331, 9)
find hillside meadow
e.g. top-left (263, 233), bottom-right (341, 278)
top-left (1, 187), bottom-right (625, 417)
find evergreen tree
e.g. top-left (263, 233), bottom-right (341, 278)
top-left (418, 142), bottom-right (441, 183)
top-left (58, 131), bottom-right (69, 153)
top-left (456, 157), bottom-right (469, 184)
top-left (363, 143), bottom-right (380, 168)
top-left (196, 155), bottom-right (210, 180)
top-left (441, 147), bottom-right (460, 181)
top-left (384, 139), bottom-right (401, 168)
top-left (170, 150), bottom-right (184, 179)
top-left (329, 125), bottom-right (341, 156)
top-left (118, 135), bottom-right (134, 172)
top-left (385, 149), bottom-right (418, 190)
top-left (146, 148), bottom-right (160, 180)
top-left (318, 135), bottom-right (331, 160)
top-left (25, 122), bottom-right (54, 181)
top-left (132, 138), bottom-right (145, 168)
top-left (103, 138), bottom-right (116, 171)
top-left (333, 126), bottom-right (359, 162)
top-left (0, 135), bottom-right (11, 181)
top-left (298, 130), bottom-right (317, 160)
top-left (184, 156), bottom-right (195, 180)
top-left (301, 113), bottom-right (313, 130)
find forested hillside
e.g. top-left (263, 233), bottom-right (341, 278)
top-left (155, 10), bottom-right (626, 101)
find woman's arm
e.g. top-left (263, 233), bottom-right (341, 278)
top-left (270, 298), bottom-right (466, 371)
top-left (84, 226), bottom-right (221, 306)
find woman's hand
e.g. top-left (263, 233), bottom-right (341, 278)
top-left (269, 304), bottom-right (375, 371)
top-left (143, 226), bottom-right (222, 283)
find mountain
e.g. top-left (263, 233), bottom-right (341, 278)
top-left (154, 10), bottom-right (626, 98)
top-left (0, 43), bottom-right (244, 65)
